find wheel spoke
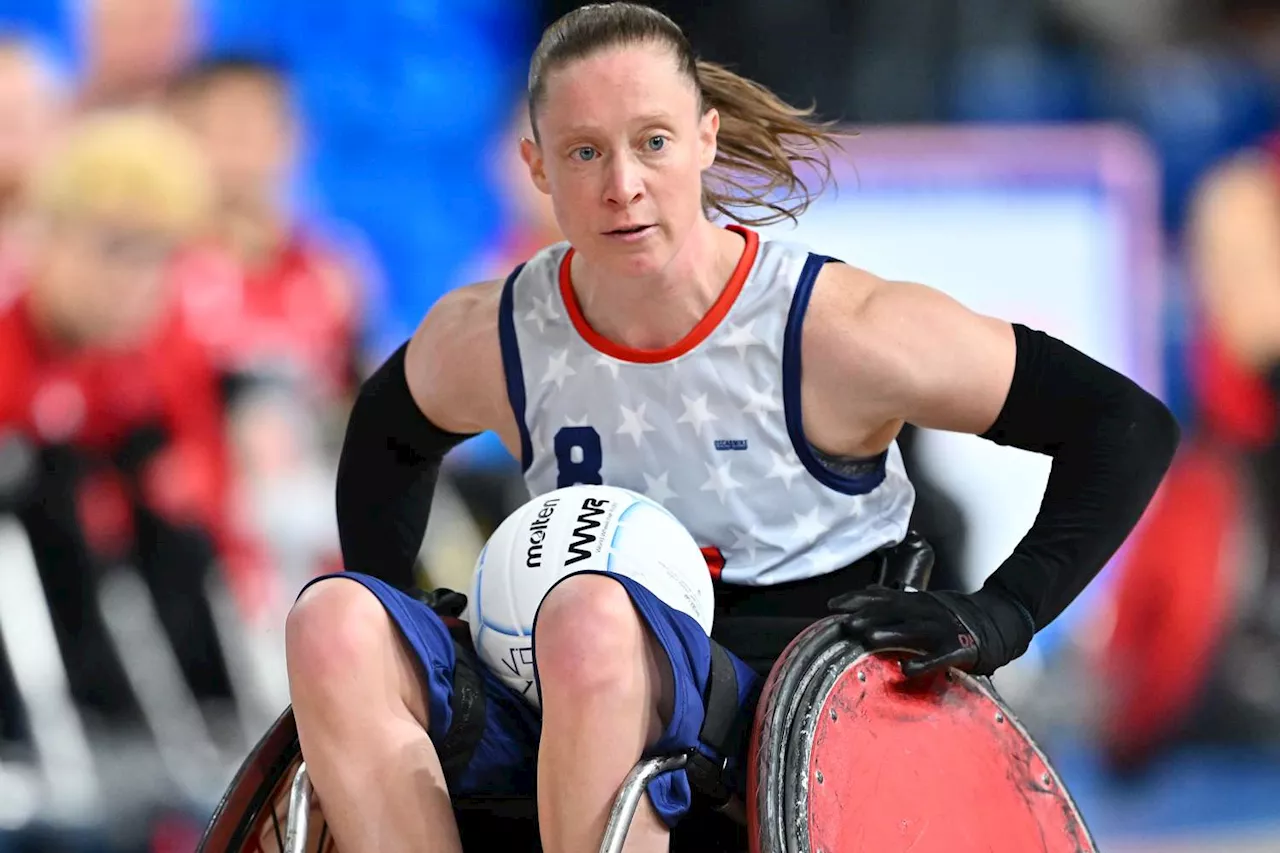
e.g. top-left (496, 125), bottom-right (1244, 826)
top-left (270, 800), bottom-right (284, 852)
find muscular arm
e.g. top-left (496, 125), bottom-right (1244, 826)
top-left (806, 264), bottom-right (1179, 662)
top-left (800, 272), bottom-right (1014, 456)
top-left (334, 281), bottom-right (509, 590)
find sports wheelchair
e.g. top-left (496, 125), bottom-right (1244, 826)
top-left (197, 539), bottom-right (1097, 853)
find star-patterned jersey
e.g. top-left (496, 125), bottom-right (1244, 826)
top-left (497, 225), bottom-right (915, 586)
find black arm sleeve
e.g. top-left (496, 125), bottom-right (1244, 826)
top-left (975, 324), bottom-right (1180, 636)
top-left (335, 342), bottom-right (475, 591)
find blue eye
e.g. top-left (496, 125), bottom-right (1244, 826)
top-left (646, 136), bottom-right (666, 151)
top-left (574, 147), bottom-right (597, 162)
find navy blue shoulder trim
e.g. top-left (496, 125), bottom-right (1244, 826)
top-left (497, 264), bottom-right (533, 472)
top-left (781, 253), bottom-right (888, 495)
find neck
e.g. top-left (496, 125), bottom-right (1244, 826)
top-left (571, 218), bottom-right (741, 351)
top-left (25, 279), bottom-right (83, 351)
top-left (217, 197), bottom-right (289, 268)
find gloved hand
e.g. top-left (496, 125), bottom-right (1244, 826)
top-left (827, 586), bottom-right (1035, 678)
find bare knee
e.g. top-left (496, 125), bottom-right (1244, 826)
top-left (535, 575), bottom-right (671, 720)
top-left (286, 579), bottom-right (384, 685)
top-left (286, 579), bottom-right (428, 728)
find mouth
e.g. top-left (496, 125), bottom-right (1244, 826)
top-left (604, 224), bottom-right (655, 238)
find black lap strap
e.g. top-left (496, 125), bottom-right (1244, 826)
top-left (686, 639), bottom-right (752, 807)
top-left (701, 641), bottom-right (740, 755)
top-left (414, 588), bottom-right (488, 785)
top-left (436, 637), bottom-right (487, 785)
top-left (712, 617), bottom-right (817, 675)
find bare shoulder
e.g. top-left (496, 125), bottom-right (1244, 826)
top-left (404, 279), bottom-right (507, 435)
top-left (801, 261), bottom-right (1014, 440)
top-left (804, 262), bottom-right (921, 375)
top-left (803, 262), bottom-right (1003, 394)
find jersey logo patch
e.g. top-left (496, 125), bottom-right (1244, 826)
top-left (714, 439), bottom-right (749, 451)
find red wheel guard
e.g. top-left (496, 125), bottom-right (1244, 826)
top-left (747, 617), bottom-right (1096, 853)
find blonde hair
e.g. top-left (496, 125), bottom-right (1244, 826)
top-left (28, 109), bottom-right (213, 234)
top-left (528, 2), bottom-right (840, 226)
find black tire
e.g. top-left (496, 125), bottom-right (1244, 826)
top-left (197, 705), bottom-right (542, 852)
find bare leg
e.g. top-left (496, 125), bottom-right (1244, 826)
top-left (286, 579), bottom-right (462, 853)
top-left (535, 575), bottom-right (676, 853)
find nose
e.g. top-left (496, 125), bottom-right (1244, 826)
top-left (602, 151), bottom-right (644, 207)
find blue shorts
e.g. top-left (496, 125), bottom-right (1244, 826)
top-left (299, 571), bottom-right (759, 827)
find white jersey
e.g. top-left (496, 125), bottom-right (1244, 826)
top-left (497, 225), bottom-right (914, 585)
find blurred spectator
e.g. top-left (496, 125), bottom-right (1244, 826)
top-left (195, 0), bottom-right (536, 361)
top-left (74, 0), bottom-right (197, 109)
top-left (1094, 0), bottom-right (1280, 773)
top-left (166, 54), bottom-right (367, 612)
top-left (0, 110), bottom-right (234, 730)
top-left (463, 99), bottom-right (564, 282)
top-left (0, 35), bottom-right (69, 300)
top-left (167, 54), bottom-right (363, 406)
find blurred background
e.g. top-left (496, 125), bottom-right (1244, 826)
top-left (1, 0), bottom-right (1279, 850)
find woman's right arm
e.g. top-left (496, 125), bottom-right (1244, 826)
top-left (335, 281), bottom-right (505, 591)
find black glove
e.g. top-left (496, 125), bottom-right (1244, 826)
top-left (828, 586), bottom-right (1035, 678)
top-left (417, 587), bottom-right (469, 619)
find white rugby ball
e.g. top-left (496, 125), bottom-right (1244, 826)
top-left (467, 484), bottom-right (714, 708)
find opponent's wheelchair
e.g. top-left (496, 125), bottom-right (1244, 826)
top-left (197, 539), bottom-right (1098, 853)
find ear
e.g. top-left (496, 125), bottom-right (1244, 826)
top-left (698, 107), bottom-right (719, 171)
top-left (519, 136), bottom-right (551, 195)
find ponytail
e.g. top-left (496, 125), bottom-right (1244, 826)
top-left (695, 60), bottom-right (842, 226)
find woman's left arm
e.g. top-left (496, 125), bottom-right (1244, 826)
top-left (804, 263), bottom-right (1180, 676)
